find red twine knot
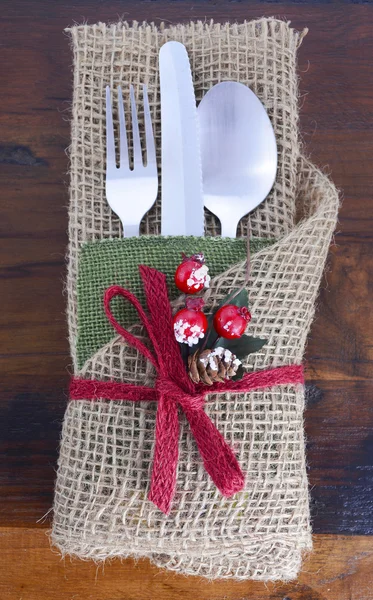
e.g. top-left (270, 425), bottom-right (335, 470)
top-left (69, 265), bottom-right (304, 514)
top-left (155, 378), bottom-right (205, 412)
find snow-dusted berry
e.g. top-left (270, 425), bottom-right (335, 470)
top-left (173, 297), bottom-right (208, 346)
top-left (213, 305), bottom-right (251, 339)
top-left (174, 253), bottom-right (210, 295)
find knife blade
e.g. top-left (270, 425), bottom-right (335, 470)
top-left (159, 41), bottom-right (204, 236)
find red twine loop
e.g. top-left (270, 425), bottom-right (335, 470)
top-left (70, 265), bottom-right (304, 514)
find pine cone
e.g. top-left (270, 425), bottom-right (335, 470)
top-left (188, 347), bottom-right (241, 386)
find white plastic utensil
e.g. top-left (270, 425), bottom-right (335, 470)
top-left (105, 85), bottom-right (158, 237)
top-left (198, 81), bottom-right (278, 237)
top-left (159, 41), bottom-right (204, 236)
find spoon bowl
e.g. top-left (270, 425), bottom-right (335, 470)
top-left (198, 81), bottom-right (277, 237)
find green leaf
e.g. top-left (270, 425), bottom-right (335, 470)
top-left (232, 364), bottom-right (245, 381)
top-left (188, 337), bottom-right (204, 355)
top-left (179, 342), bottom-right (191, 365)
top-left (202, 316), bottom-right (219, 350)
top-left (213, 335), bottom-right (267, 359)
top-left (216, 287), bottom-right (249, 310)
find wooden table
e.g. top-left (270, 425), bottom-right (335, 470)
top-left (1, 2), bottom-right (372, 599)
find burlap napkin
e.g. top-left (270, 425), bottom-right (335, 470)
top-left (52, 19), bottom-right (339, 581)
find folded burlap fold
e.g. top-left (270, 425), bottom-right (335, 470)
top-left (52, 19), bottom-right (339, 581)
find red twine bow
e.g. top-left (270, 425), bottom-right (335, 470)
top-left (70, 265), bottom-right (304, 514)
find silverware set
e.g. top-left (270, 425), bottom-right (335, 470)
top-left (105, 41), bottom-right (277, 238)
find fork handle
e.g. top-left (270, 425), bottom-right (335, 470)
top-left (122, 224), bottom-right (140, 237)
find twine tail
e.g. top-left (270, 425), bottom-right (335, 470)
top-left (148, 393), bottom-right (180, 514)
top-left (139, 264), bottom-right (194, 391)
top-left (183, 404), bottom-right (245, 497)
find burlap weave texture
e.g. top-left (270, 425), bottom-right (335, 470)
top-left (52, 19), bottom-right (339, 581)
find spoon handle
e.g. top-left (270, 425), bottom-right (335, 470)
top-left (220, 220), bottom-right (238, 238)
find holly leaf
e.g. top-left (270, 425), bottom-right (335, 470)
top-left (216, 287), bottom-right (249, 310)
top-left (179, 342), bottom-right (191, 365)
top-left (213, 335), bottom-right (267, 359)
top-left (201, 313), bottom-right (217, 350)
top-left (188, 337), bottom-right (204, 356)
top-left (232, 364), bottom-right (245, 381)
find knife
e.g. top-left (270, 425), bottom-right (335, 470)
top-left (159, 41), bottom-right (204, 236)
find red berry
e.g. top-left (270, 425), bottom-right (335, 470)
top-left (173, 297), bottom-right (208, 346)
top-left (174, 253), bottom-right (210, 294)
top-left (213, 305), bottom-right (251, 339)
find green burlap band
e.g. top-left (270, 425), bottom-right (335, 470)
top-left (76, 236), bottom-right (275, 368)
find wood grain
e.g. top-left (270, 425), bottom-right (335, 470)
top-left (0, 528), bottom-right (372, 600)
top-left (1, 0), bottom-right (373, 596)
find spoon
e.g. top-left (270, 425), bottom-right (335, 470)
top-left (197, 81), bottom-right (277, 237)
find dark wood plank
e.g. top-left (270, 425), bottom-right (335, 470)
top-left (306, 380), bottom-right (373, 535)
top-left (0, 0), bottom-right (373, 545)
top-left (0, 384), bottom-right (66, 525)
top-left (1, 528), bottom-right (373, 600)
top-left (306, 237), bottom-right (373, 381)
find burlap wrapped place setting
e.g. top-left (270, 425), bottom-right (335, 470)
top-left (51, 19), bottom-right (339, 581)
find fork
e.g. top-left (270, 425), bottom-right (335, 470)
top-left (105, 85), bottom-right (158, 237)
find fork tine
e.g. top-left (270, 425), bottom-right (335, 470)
top-left (143, 84), bottom-right (156, 168)
top-left (130, 85), bottom-right (143, 167)
top-left (105, 86), bottom-right (116, 172)
top-left (117, 86), bottom-right (129, 170)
